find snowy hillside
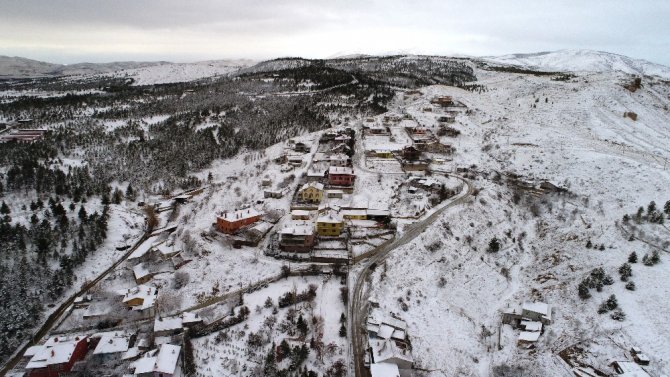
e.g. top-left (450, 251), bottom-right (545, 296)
top-left (483, 49), bottom-right (670, 78)
top-left (0, 55), bottom-right (167, 78)
top-left (107, 59), bottom-right (256, 85)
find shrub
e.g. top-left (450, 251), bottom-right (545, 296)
top-left (625, 281), bottom-right (636, 291)
top-left (487, 237), bottom-right (501, 253)
top-left (611, 308), bottom-right (626, 321)
top-left (628, 251), bottom-right (638, 263)
top-left (578, 281), bottom-right (591, 299)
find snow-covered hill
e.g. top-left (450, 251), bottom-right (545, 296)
top-left (107, 59), bottom-right (256, 85)
top-left (0, 55), bottom-right (168, 78)
top-left (483, 49), bottom-right (670, 78)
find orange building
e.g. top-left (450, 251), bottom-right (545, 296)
top-left (217, 208), bottom-right (263, 234)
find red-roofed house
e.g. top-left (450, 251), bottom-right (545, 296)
top-left (216, 208), bottom-right (263, 234)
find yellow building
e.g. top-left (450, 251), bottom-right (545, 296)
top-left (341, 209), bottom-right (367, 220)
top-left (299, 182), bottom-right (325, 203)
top-left (374, 150), bottom-right (394, 159)
top-left (316, 211), bottom-right (344, 236)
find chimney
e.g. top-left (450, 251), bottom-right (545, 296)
top-left (51, 350), bottom-right (55, 357)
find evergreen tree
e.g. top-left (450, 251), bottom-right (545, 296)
top-left (635, 206), bottom-right (644, 223)
top-left (125, 183), bottom-right (136, 201)
top-left (628, 251), bottom-right (638, 263)
top-left (487, 237), bottom-right (501, 253)
top-left (585, 240), bottom-right (592, 249)
top-left (664, 200), bottom-right (670, 215)
top-left (297, 314), bottom-right (308, 337)
top-left (339, 323), bottom-right (347, 337)
top-left (625, 281), bottom-right (636, 291)
top-left (264, 342), bottom-right (278, 377)
top-left (78, 206), bottom-right (88, 221)
top-left (0, 201), bottom-right (10, 215)
top-left (647, 201), bottom-right (657, 215)
top-left (606, 294), bottom-right (618, 310)
top-left (618, 263), bottom-right (632, 281)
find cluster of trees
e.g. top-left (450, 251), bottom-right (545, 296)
top-left (0, 195), bottom-right (108, 359)
top-left (278, 284), bottom-right (318, 308)
top-left (577, 267), bottom-right (614, 299)
top-left (263, 339), bottom-right (315, 377)
top-left (623, 200), bottom-right (669, 225)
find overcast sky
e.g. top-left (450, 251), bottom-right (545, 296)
top-left (1, 0), bottom-right (669, 66)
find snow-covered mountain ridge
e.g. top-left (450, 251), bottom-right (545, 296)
top-left (482, 49), bottom-right (670, 78)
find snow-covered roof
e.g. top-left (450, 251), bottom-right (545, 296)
top-left (291, 210), bottom-right (311, 217)
top-left (128, 235), bottom-right (160, 260)
top-left (377, 324), bottom-right (395, 339)
top-left (342, 209), bottom-right (367, 217)
top-left (299, 182), bottom-right (324, 192)
top-left (122, 347), bottom-right (142, 360)
top-left (370, 362), bottom-right (400, 377)
top-left (249, 221), bottom-right (273, 234)
top-left (154, 242), bottom-right (179, 257)
top-left (181, 311), bottom-right (202, 324)
top-left (611, 361), bottom-right (651, 377)
top-left (522, 301), bottom-right (550, 316)
top-left (133, 263), bottom-right (152, 280)
top-left (131, 344), bottom-right (181, 374)
top-left (218, 208), bottom-right (263, 222)
top-left (122, 285), bottom-right (157, 310)
top-left (93, 333), bottom-right (129, 355)
top-left (370, 339), bottom-right (413, 364)
top-left (155, 344), bottom-right (181, 374)
top-left (367, 209), bottom-right (390, 217)
top-left (24, 345), bottom-right (43, 357)
top-left (132, 352), bottom-right (157, 374)
top-left (154, 316), bottom-right (183, 332)
top-left (26, 336), bottom-right (87, 369)
top-left (520, 321), bottom-right (543, 332)
top-left (317, 211), bottom-right (343, 223)
top-left (518, 331), bottom-right (541, 342)
top-left (329, 166), bottom-right (355, 175)
top-left (281, 220), bottom-right (315, 236)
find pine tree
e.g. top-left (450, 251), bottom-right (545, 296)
top-left (664, 200), bottom-right (670, 215)
top-left (625, 281), bottom-right (636, 291)
top-left (611, 308), bottom-right (626, 321)
top-left (487, 237), bottom-right (501, 253)
top-left (78, 206), bottom-right (88, 222)
top-left (578, 281), bottom-right (591, 299)
top-left (618, 263), bottom-right (632, 281)
top-left (628, 251), bottom-right (638, 263)
top-left (340, 313), bottom-right (346, 324)
top-left (647, 201), bottom-right (657, 215)
top-left (606, 294), bottom-right (618, 310)
top-left (0, 201), bottom-right (10, 215)
top-left (126, 184), bottom-right (136, 201)
top-left (297, 314), bottom-right (308, 337)
top-left (339, 323), bottom-right (347, 337)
